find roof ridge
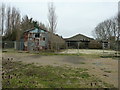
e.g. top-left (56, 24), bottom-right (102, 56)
top-left (65, 33), bottom-right (94, 40)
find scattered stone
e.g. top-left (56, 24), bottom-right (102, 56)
top-left (91, 82), bottom-right (93, 86)
top-left (13, 73), bottom-right (17, 76)
top-left (8, 75), bottom-right (14, 79)
top-left (11, 58), bottom-right (13, 60)
top-left (90, 82), bottom-right (97, 87)
top-left (94, 82), bottom-right (97, 86)
top-left (3, 75), bottom-right (7, 79)
top-left (19, 80), bottom-right (23, 83)
top-left (2, 76), bottom-right (4, 79)
top-left (2, 72), bottom-right (5, 75)
top-left (7, 80), bottom-right (10, 85)
top-left (103, 74), bottom-right (109, 77)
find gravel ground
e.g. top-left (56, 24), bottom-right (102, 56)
top-left (2, 52), bottom-right (118, 88)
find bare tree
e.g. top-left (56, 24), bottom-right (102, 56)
top-left (93, 21), bottom-right (108, 40)
top-left (6, 6), bottom-right (11, 35)
top-left (1, 5), bottom-right (22, 41)
top-left (93, 18), bottom-right (118, 40)
top-left (11, 7), bottom-right (16, 33)
top-left (14, 9), bottom-right (21, 40)
top-left (117, 11), bottom-right (120, 52)
top-left (39, 22), bottom-right (48, 30)
top-left (1, 4), bottom-right (5, 35)
top-left (48, 2), bottom-right (57, 50)
top-left (110, 17), bottom-right (118, 39)
top-left (92, 15), bottom-right (119, 49)
top-left (0, 5), bottom-right (2, 35)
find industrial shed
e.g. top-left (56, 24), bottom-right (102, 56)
top-left (64, 34), bottom-right (99, 49)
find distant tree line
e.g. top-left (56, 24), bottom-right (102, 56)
top-left (92, 13), bottom-right (120, 50)
top-left (0, 3), bottom-right (48, 41)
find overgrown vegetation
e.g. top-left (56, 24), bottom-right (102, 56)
top-left (2, 59), bottom-right (114, 88)
top-left (104, 70), bottom-right (112, 73)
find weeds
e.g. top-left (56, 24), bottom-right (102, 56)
top-left (79, 62), bottom-right (85, 64)
top-left (2, 59), bottom-right (114, 88)
top-left (104, 70), bottom-right (112, 73)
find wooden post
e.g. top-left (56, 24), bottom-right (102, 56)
top-left (66, 42), bottom-right (68, 53)
top-left (78, 42), bottom-right (80, 55)
top-left (14, 41), bottom-right (17, 50)
top-left (117, 40), bottom-right (119, 57)
top-left (102, 42), bottom-right (104, 54)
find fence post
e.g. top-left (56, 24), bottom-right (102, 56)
top-left (14, 41), bottom-right (17, 50)
top-left (66, 42), bottom-right (68, 53)
top-left (78, 42), bottom-right (80, 55)
top-left (117, 40), bottom-right (119, 57)
top-left (102, 42), bottom-right (104, 53)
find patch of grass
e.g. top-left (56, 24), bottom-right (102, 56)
top-left (2, 59), bottom-right (114, 88)
top-left (37, 52), bottom-right (80, 56)
top-left (104, 70), bottom-right (112, 73)
top-left (79, 62), bottom-right (85, 64)
top-left (3, 50), bottom-right (80, 56)
top-left (101, 54), bottom-right (120, 59)
top-left (102, 82), bottom-right (114, 88)
top-left (2, 49), bottom-right (17, 53)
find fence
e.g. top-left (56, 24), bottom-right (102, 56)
top-left (2, 41), bottom-right (24, 50)
top-left (1, 41), bottom-right (120, 53)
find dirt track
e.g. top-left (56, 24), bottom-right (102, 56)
top-left (2, 52), bottom-right (118, 88)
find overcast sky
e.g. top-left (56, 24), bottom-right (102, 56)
top-left (1, 0), bottom-right (119, 38)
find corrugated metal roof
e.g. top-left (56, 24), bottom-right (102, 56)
top-left (24, 27), bottom-right (48, 33)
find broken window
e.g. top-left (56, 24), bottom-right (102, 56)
top-left (43, 37), bottom-right (45, 41)
top-left (29, 33), bottom-right (32, 38)
top-left (35, 33), bottom-right (40, 37)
